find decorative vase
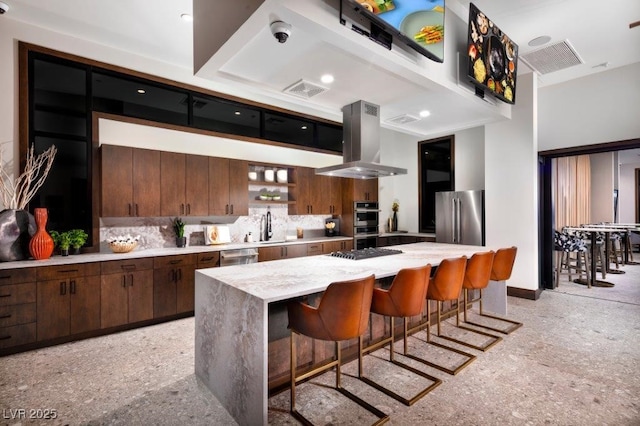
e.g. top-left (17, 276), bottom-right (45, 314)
top-left (176, 237), bottom-right (187, 248)
top-left (392, 211), bottom-right (398, 232)
top-left (0, 209), bottom-right (35, 262)
top-left (60, 248), bottom-right (69, 256)
top-left (29, 208), bottom-right (54, 260)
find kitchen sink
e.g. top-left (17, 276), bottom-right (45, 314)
top-left (257, 240), bottom-right (287, 244)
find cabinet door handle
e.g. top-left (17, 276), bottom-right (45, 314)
top-left (169, 259), bottom-right (182, 265)
top-left (60, 282), bottom-right (66, 296)
top-left (70, 280), bottom-right (76, 295)
top-left (225, 204), bottom-right (229, 215)
top-left (230, 204), bottom-right (234, 215)
top-left (0, 335), bottom-right (11, 341)
top-left (177, 268), bottom-right (182, 281)
top-left (0, 294), bottom-right (10, 298)
top-left (58, 269), bottom-right (79, 274)
top-left (121, 264), bottom-right (136, 271)
top-left (187, 204), bottom-right (191, 215)
top-left (129, 274), bottom-right (134, 287)
top-left (180, 204), bottom-right (185, 215)
top-left (128, 203), bottom-right (132, 216)
top-left (122, 276), bottom-right (126, 287)
top-left (0, 275), bottom-right (11, 280)
top-left (171, 269), bottom-right (177, 282)
top-left (200, 256), bottom-right (214, 261)
top-left (135, 204), bottom-right (139, 216)
top-left (0, 314), bottom-right (11, 319)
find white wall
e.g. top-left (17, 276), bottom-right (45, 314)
top-left (454, 126), bottom-right (485, 190)
top-left (590, 153), bottom-right (615, 223)
top-left (378, 128), bottom-right (422, 231)
top-left (619, 161), bottom-right (640, 223)
top-left (538, 62), bottom-right (640, 151)
top-left (485, 73), bottom-right (539, 291)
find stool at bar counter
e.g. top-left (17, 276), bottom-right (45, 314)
top-left (357, 264), bottom-right (442, 406)
top-left (287, 274), bottom-right (389, 425)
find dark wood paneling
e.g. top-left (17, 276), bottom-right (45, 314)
top-left (132, 148), bottom-right (161, 217)
top-left (160, 151), bottom-right (186, 217)
top-left (0, 283), bottom-right (36, 306)
top-left (153, 267), bottom-right (178, 318)
top-left (101, 145), bottom-right (133, 217)
top-left (176, 265), bottom-right (196, 314)
top-left (209, 157), bottom-right (230, 215)
top-left (100, 273), bottom-right (129, 328)
top-left (100, 258), bottom-right (153, 275)
top-left (228, 159), bottom-right (249, 216)
top-left (0, 268), bottom-right (36, 286)
top-left (507, 286), bottom-right (542, 300)
top-left (69, 276), bottom-right (101, 335)
top-left (36, 279), bottom-right (70, 341)
top-left (0, 323), bottom-right (37, 349)
top-left (0, 303), bottom-right (36, 328)
top-left (185, 154), bottom-right (210, 216)
top-left (128, 270), bottom-right (154, 323)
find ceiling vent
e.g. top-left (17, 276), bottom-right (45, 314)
top-left (520, 40), bottom-right (583, 75)
top-left (282, 79), bottom-right (328, 99)
top-left (386, 114), bottom-right (420, 125)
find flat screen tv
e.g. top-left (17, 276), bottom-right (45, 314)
top-left (345, 0), bottom-right (446, 63)
top-left (467, 3), bottom-right (518, 104)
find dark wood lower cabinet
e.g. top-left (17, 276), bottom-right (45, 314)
top-left (36, 276), bottom-right (100, 341)
top-left (101, 270), bottom-right (153, 328)
top-left (153, 254), bottom-right (196, 318)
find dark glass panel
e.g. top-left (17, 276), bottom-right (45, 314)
top-left (264, 112), bottom-right (314, 146)
top-left (31, 136), bottom-right (90, 234)
top-left (420, 138), bottom-right (454, 233)
top-left (192, 96), bottom-right (260, 138)
top-left (316, 123), bottom-right (343, 153)
top-left (92, 72), bottom-right (188, 126)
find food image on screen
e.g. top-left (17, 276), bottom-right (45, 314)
top-left (350, 0), bottom-right (445, 63)
top-left (466, 3), bottom-right (518, 104)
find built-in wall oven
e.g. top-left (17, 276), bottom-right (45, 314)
top-left (354, 201), bottom-right (379, 249)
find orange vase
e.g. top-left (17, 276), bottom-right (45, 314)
top-left (29, 208), bottom-right (54, 260)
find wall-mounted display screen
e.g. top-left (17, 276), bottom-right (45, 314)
top-left (347, 0), bottom-right (445, 63)
top-left (467, 3), bottom-right (518, 104)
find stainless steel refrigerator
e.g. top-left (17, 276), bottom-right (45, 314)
top-left (435, 190), bottom-right (485, 245)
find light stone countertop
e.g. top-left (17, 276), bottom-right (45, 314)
top-left (0, 236), bottom-right (353, 270)
top-left (196, 242), bottom-right (493, 303)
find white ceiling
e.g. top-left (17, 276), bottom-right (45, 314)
top-left (3, 0), bottom-right (640, 140)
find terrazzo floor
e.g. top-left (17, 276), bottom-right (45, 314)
top-left (1, 260), bottom-right (639, 425)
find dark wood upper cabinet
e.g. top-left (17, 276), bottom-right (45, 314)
top-left (185, 155), bottom-right (210, 216)
top-left (101, 145), bottom-right (160, 217)
top-left (209, 157), bottom-right (248, 216)
top-left (160, 152), bottom-right (186, 217)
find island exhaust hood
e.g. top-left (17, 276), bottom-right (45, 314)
top-left (316, 101), bottom-right (407, 179)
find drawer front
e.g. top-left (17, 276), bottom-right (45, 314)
top-left (0, 268), bottom-right (36, 286)
top-left (101, 258), bottom-right (153, 275)
top-left (154, 254), bottom-right (196, 269)
top-left (0, 283), bottom-right (36, 307)
top-left (37, 262), bottom-right (100, 280)
top-left (306, 243), bottom-right (323, 256)
top-left (197, 252), bottom-right (220, 268)
top-left (0, 323), bottom-right (36, 349)
top-left (0, 303), bottom-right (36, 328)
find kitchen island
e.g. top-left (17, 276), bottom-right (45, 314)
top-left (194, 242), bottom-right (498, 426)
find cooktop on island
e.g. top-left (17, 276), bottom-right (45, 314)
top-left (329, 247), bottom-right (403, 260)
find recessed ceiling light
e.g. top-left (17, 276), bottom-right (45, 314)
top-left (419, 110), bottom-right (431, 118)
top-left (137, 89), bottom-right (146, 94)
top-left (301, 125), bottom-right (308, 130)
top-left (528, 35), bottom-right (551, 47)
top-left (234, 111), bottom-right (241, 115)
top-left (320, 74), bottom-right (334, 84)
top-left (181, 13), bottom-right (193, 22)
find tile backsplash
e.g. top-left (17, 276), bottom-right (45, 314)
top-left (100, 204), bottom-right (331, 251)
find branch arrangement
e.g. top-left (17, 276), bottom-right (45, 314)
top-left (0, 145), bottom-right (57, 210)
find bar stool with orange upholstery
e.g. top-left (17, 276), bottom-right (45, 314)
top-left (357, 264), bottom-right (442, 406)
top-left (404, 256), bottom-right (476, 375)
top-left (287, 274), bottom-right (388, 425)
top-left (462, 246), bottom-right (523, 335)
top-left (440, 250), bottom-right (503, 352)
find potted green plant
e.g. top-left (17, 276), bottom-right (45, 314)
top-left (69, 229), bottom-right (88, 254)
top-left (173, 217), bottom-right (186, 248)
top-left (58, 231), bottom-right (71, 256)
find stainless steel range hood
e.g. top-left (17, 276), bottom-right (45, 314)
top-left (316, 101), bottom-right (407, 179)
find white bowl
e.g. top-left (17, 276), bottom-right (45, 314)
top-left (264, 170), bottom-right (275, 182)
top-left (276, 169), bottom-right (288, 183)
top-left (248, 171), bottom-right (258, 181)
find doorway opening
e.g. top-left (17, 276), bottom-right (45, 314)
top-left (539, 138), bottom-right (640, 290)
